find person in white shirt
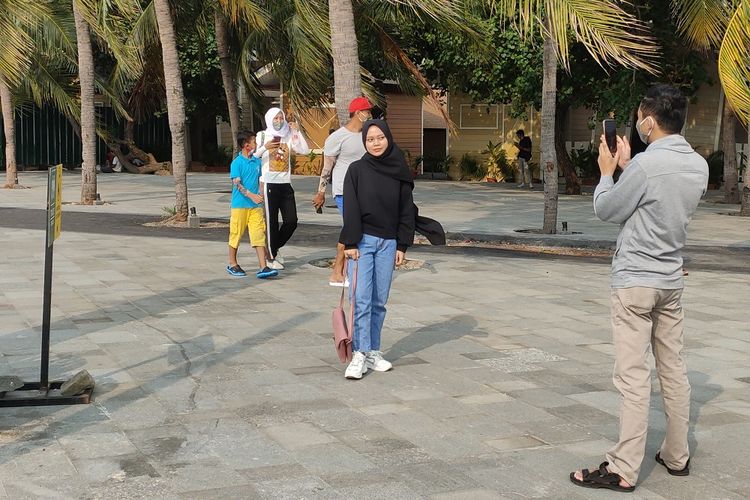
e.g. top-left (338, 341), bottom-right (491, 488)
top-left (313, 97), bottom-right (372, 286)
top-left (254, 107), bottom-right (310, 270)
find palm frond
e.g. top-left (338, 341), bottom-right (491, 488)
top-left (490, 0), bottom-right (659, 73)
top-left (377, 27), bottom-right (457, 133)
top-left (718, 1), bottom-right (750, 125)
top-left (17, 52), bottom-right (80, 123)
top-left (217, 0), bottom-right (268, 30)
top-left (671, 0), bottom-right (730, 50)
top-left (548, 0), bottom-right (659, 73)
top-left (360, 0), bottom-right (480, 35)
top-left (0, 0), bottom-right (54, 84)
top-left (76, 0), bottom-right (142, 82)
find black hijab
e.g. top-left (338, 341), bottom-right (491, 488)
top-left (360, 119), bottom-right (414, 184)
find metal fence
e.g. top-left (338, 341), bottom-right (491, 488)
top-left (0, 105), bottom-right (171, 169)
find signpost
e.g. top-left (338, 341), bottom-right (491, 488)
top-left (0, 166), bottom-right (93, 406)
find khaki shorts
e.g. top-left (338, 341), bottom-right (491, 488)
top-left (228, 208), bottom-right (266, 248)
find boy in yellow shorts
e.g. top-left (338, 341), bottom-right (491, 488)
top-left (228, 131), bottom-right (278, 279)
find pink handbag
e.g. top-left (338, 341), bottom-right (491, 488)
top-left (332, 263), bottom-right (357, 363)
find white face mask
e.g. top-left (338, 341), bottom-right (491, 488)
top-left (636, 116), bottom-right (653, 144)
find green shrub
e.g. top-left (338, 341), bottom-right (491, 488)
top-left (570, 145), bottom-right (599, 179)
top-left (422, 152), bottom-right (452, 173)
top-left (458, 153), bottom-right (485, 180)
top-left (481, 141), bottom-right (515, 181)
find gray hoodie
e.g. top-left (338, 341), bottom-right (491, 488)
top-left (594, 135), bottom-right (708, 289)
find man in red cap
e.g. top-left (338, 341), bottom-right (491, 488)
top-left (313, 97), bottom-right (372, 286)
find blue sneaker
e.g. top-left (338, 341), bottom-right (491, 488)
top-left (227, 265), bottom-right (246, 277)
top-left (256, 267), bottom-right (278, 279)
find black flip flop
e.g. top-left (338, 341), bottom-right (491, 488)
top-left (570, 462), bottom-right (635, 493)
top-left (655, 452), bottom-right (690, 476)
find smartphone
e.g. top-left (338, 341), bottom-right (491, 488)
top-left (603, 119), bottom-right (617, 155)
top-left (315, 206), bottom-right (323, 214)
top-left (272, 136), bottom-right (281, 143)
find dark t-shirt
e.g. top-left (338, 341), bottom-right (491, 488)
top-left (518, 137), bottom-right (532, 161)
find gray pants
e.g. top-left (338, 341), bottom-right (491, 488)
top-left (517, 158), bottom-right (531, 185)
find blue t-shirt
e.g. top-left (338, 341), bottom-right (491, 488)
top-left (230, 153), bottom-right (262, 208)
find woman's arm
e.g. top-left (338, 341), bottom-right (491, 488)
top-left (339, 167), bottom-right (363, 250)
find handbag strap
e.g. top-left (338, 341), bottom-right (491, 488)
top-left (338, 261), bottom-right (358, 305)
top-left (339, 261), bottom-right (358, 328)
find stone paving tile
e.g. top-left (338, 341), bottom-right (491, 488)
top-left (1, 177), bottom-right (749, 498)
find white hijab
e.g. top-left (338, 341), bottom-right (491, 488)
top-left (263, 107), bottom-right (291, 140)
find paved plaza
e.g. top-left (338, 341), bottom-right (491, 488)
top-left (1, 172), bottom-right (749, 499)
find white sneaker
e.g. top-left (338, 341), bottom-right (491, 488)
top-left (517, 183), bottom-right (525, 188)
top-left (529, 183), bottom-right (534, 189)
top-left (365, 351), bottom-right (393, 372)
top-left (345, 352), bottom-right (368, 379)
top-left (275, 252), bottom-right (285, 265)
top-left (267, 259), bottom-right (284, 270)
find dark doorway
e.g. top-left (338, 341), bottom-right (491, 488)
top-left (422, 128), bottom-right (448, 173)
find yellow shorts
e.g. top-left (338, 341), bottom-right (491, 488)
top-left (228, 208), bottom-right (266, 248)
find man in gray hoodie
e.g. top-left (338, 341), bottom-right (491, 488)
top-left (571, 85), bottom-right (708, 493)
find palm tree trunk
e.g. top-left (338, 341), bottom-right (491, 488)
top-left (214, 11), bottom-right (241, 155)
top-left (125, 119), bottom-right (135, 144)
top-left (154, 0), bottom-right (189, 221)
top-left (0, 75), bottom-right (18, 189)
top-left (742, 128), bottom-right (750, 216)
top-left (328, 0), bottom-right (361, 126)
top-left (541, 27), bottom-right (559, 234)
top-left (73, 1), bottom-right (97, 204)
top-left (721, 101), bottom-right (739, 204)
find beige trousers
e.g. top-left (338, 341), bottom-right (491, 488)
top-left (605, 287), bottom-right (691, 486)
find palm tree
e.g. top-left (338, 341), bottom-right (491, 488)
top-left (491, 1), bottom-right (659, 233)
top-left (72, 0), bottom-right (138, 204)
top-left (0, 76), bottom-right (17, 188)
top-left (213, 0), bottom-right (266, 154)
top-left (153, 0), bottom-right (189, 221)
top-left (326, 0), bottom-right (470, 127)
top-left (1, 0), bottom-right (78, 189)
top-left (328, 0), bottom-right (361, 126)
top-left (1, 0), bottom-right (52, 188)
top-left (72, 1), bottom-right (98, 204)
top-left (673, 0), bottom-right (750, 213)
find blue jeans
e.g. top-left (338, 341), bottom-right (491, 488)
top-left (348, 234), bottom-right (397, 352)
top-left (334, 195), bottom-right (344, 216)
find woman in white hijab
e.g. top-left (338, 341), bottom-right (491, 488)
top-left (254, 107), bottom-right (310, 269)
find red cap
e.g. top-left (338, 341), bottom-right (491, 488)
top-left (348, 97), bottom-right (372, 113)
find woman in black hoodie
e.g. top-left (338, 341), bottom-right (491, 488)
top-left (339, 120), bottom-right (416, 380)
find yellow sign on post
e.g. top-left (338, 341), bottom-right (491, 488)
top-left (47, 165), bottom-right (62, 246)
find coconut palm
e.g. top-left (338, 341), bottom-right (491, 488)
top-left (151, 0), bottom-right (189, 220)
top-left (490, 1), bottom-right (659, 233)
top-left (1, 0), bottom-right (78, 189)
top-left (73, 1), bottom-right (98, 204)
top-left (328, 0), bottom-right (361, 126)
top-left (673, 0), bottom-right (750, 213)
top-left (0, 77), bottom-right (17, 188)
top-left (326, 0), bottom-right (472, 126)
top-left (72, 0), bottom-right (135, 203)
top-left (212, 1), bottom-right (266, 154)
top-left (1, 0), bottom-right (51, 188)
